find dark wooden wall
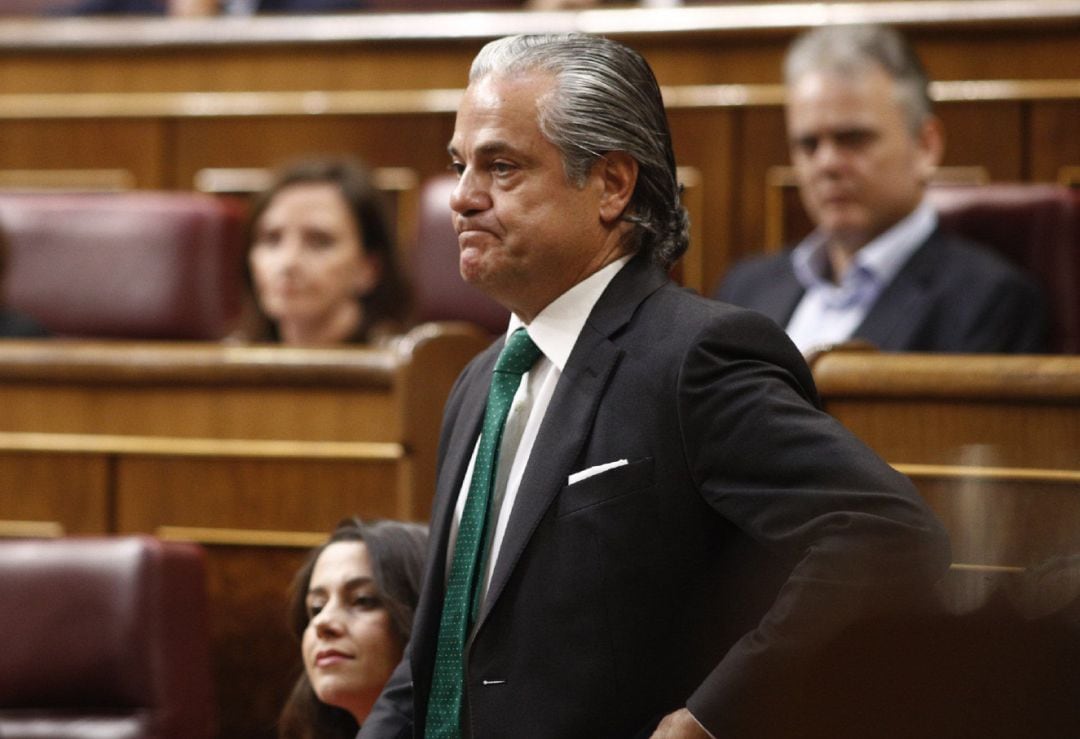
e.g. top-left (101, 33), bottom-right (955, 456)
top-left (0, 3), bottom-right (1078, 735)
top-left (0, 2), bottom-right (1077, 294)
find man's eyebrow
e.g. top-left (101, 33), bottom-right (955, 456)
top-left (447, 141), bottom-right (517, 159)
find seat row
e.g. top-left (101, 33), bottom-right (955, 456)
top-left (2, 179), bottom-right (1077, 350)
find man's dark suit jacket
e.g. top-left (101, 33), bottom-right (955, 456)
top-left (713, 228), bottom-right (1049, 353)
top-left (361, 254), bottom-right (950, 739)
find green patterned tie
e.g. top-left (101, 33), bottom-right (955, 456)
top-left (425, 328), bottom-right (542, 739)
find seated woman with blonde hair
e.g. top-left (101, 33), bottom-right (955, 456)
top-left (279, 517), bottom-right (427, 738)
top-left (239, 157), bottom-right (411, 346)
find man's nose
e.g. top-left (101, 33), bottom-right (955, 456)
top-left (811, 138), bottom-right (847, 172)
top-left (449, 169), bottom-right (489, 217)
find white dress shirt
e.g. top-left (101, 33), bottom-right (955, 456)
top-left (447, 255), bottom-right (632, 613)
top-left (785, 199), bottom-right (937, 355)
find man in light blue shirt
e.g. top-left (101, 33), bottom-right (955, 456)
top-left (715, 24), bottom-right (1048, 355)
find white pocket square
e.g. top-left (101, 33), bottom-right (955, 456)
top-left (567, 459), bottom-right (629, 486)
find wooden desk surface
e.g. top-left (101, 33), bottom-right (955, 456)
top-left (814, 351), bottom-right (1080, 572)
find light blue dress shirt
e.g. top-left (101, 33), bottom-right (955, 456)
top-left (785, 199), bottom-right (938, 355)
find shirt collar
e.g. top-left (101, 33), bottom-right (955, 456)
top-left (506, 255), bottom-right (632, 372)
top-left (791, 198), bottom-right (938, 290)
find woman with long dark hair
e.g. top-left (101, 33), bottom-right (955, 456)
top-left (279, 517), bottom-right (427, 738)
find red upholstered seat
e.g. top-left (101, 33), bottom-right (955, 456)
top-left (0, 536), bottom-right (216, 739)
top-left (409, 174), bottom-right (509, 335)
top-left (927, 184), bottom-right (1080, 354)
top-left (0, 192), bottom-right (245, 339)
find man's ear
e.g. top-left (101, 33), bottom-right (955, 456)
top-left (596, 151), bottom-right (638, 225)
top-left (915, 115), bottom-right (945, 184)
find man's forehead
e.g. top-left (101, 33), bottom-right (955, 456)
top-left (789, 65), bottom-right (897, 105)
top-left (787, 69), bottom-right (903, 125)
top-left (449, 73), bottom-right (551, 154)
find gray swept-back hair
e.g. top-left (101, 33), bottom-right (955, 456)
top-left (784, 24), bottom-right (933, 134)
top-left (469, 33), bottom-right (689, 269)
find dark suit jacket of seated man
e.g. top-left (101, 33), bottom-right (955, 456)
top-left (360, 32), bottom-right (951, 739)
top-left (713, 24), bottom-right (1048, 356)
top-left (714, 218), bottom-right (1049, 354)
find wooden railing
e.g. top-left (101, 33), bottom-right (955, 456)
top-left (812, 350), bottom-right (1080, 572)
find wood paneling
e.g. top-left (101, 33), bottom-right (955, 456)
top-left (0, 323), bottom-right (489, 738)
top-left (1030, 100), bottom-right (1080, 182)
top-left (115, 457), bottom-right (402, 533)
top-left (0, 119), bottom-right (166, 188)
top-left (0, 10), bottom-right (1076, 729)
top-left (936, 101), bottom-right (1025, 179)
top-left (171, 115), bottom-right (456, 191)
top-left (668, 108), bottom-right (736, 292)
top-left (733, 106), bottom-right (789, 268)
top-left (202, 544), bottom-right (306, 739)
top-left (0, 4), bottom-right (1077, 294)
top-left (813, 351), bottom-right (1080, 570)
top-left (0, 452), bottom-right (109, 535)
top-left (0, 82), bottom-right (1047, 293)
top-left (913, 476), bottom-right (1080, 569)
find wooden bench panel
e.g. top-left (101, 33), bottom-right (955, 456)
top-left (813, 350), bottom-right (1080, 570)
top-left (0, 322), bottom-right (489, 738)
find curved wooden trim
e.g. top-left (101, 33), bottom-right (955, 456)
top-left (157, 525), bottom-right (327, 548)
top-left (894, 463), bottom-right (1080, 484)
top-left (2, 2), bottom-right (1078, 50)
top-left (1060, 166), bottom-right (1080, 187)
top-left (0, 168), bottom-right (135, 191)
top-left (0, 79), bottom-right (1077, 121)
top-left (0, 339), bottom-right (398, 386)
top-left (0, 322), bottom-right (481, 386)
top-left (931, 79), bottom-right (1080, 102)
top-left (950, 562), bottom-right (1026, 573)
top-left (0, 89), bottom-right (466, 120)
top-left (813, 352), bottom-right (1080, 400)
top-left (0, 431), bottom-right (404, 461)
top-left (0, 519), bottom-right (65, 539)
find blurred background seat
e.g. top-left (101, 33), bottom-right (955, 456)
top-left (0, 191), bottom-right (246, 340)
top-left (408, 174), bottom-right (509, 336)
top-left (927, 183), bottom-right (1080, 354)
top-left (0, 535), bottom-right (216, 739)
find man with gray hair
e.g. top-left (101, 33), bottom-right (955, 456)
top-left (361, 32), bottom-right (948, 739)
top-left (715, 24), bottom-right (1047, 355)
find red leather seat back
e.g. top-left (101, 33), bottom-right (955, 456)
top-left (928, 184), bottom-right (1080, 354)
top-left (409, 175), bottom-right (509, 335)
top-left (0, 192), bottom-right (245, 340)
top-left (0, 536), bottom-right (216, 739)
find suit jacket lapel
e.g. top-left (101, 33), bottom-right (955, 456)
top-left (854, 231), bottom-right (940, 349)
top-left (412, 344), bottom-right (498, 670)
top-left (475, 256), bottom-right (668, 626)
top-left (767, 258), bottom-right (806, 326)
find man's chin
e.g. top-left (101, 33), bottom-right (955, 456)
top-left (459, 248), bottom-right (492, 286)
top-left (819, 217), bottom-right (872, 247)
